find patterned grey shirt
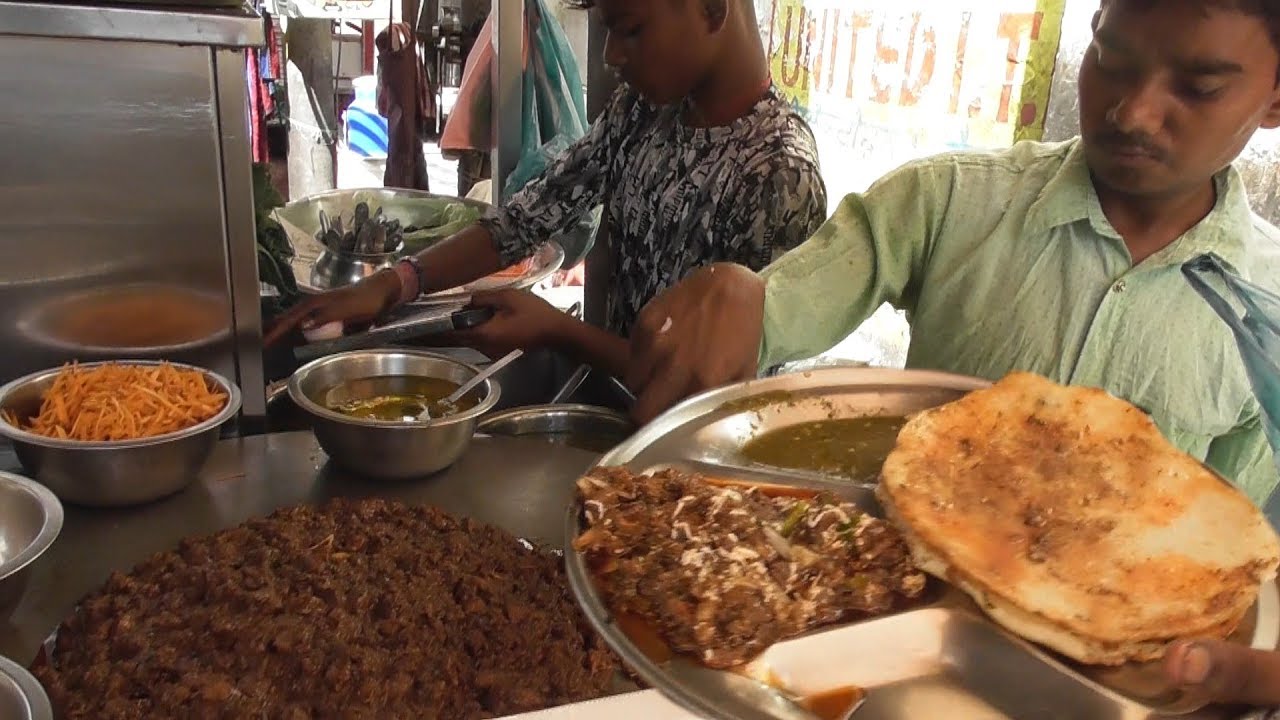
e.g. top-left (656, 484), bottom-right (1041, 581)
top-left (480, 84), bottom-right (827, 335)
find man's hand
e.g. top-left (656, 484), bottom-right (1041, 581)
top-left (432, 289), bottom-right (571, 360)
top-left (626, 263), bottom-right (766, 424)
top-left (265, 270), bottom-right (401, 347)
top-left (1165, 639), bottom-right (1280, 707)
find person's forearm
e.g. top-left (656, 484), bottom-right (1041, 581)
top-left (553, 316), bottom-right (630, 380)
top-left (412, 224), bottom-right (505, 294)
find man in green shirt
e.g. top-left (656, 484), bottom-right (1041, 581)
top-left (629, 1), bottom-right (1280, 499)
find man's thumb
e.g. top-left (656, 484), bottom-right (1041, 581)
top-left (1165, 639), bottom-right (1280, 707)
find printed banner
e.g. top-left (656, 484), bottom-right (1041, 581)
top-left (756, 0), bottom-right (1067, 197)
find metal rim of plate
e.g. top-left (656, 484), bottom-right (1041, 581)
top-left (0, 653), bottom-right (52, 720)
top-left (409, 241), bottom-right (565, 306)
top-left (562, 367), bottom-right (1280, 720)
top-left (292, 240), bottom-right (565, 304)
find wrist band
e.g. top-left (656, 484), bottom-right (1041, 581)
top-left (394, 257), bottom-right (427, 307)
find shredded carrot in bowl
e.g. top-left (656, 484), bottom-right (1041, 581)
top-left (1, 362), bottom-right (228, 442)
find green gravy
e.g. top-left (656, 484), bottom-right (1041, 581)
top-left (323, 375), bottom-right (480, 422)
top-left (741, 416), bottom-right (908, 482)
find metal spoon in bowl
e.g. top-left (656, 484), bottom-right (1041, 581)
top-left (418, 349), bottom-right (523, 421)
top-left (671, 663), bottom-right (866, 720)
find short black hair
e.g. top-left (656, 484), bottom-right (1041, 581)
top-left (1105, 0), bottom-right (1280, 85)
top-left (1115, 0), bottom-right (1280, 55)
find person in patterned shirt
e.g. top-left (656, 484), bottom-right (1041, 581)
top-left (267, 0), bottom-right (827, 380)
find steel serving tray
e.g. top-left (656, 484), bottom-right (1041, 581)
top-left (563, 368), bottom-right (1280, 720)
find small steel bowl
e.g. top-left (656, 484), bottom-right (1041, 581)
top-left (0, 472), bottom-right (62, 615)
top-left (0, 361), bottom-right (243, 507)
top-left (476, 404), bottom-right (635, 454)
top-left (310, 242), bottom-right (404, 291)
top-left (288, 350), bottom-right (501, 480)
top-left (0, 653), bottom-right (52, 720)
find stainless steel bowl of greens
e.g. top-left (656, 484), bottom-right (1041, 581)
top-left (276, 188), bottom-right (488, 291)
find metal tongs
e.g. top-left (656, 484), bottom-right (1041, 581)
top-left (292, 303), bottom-right (494, 364)
top-left (547, 302), bottom-right (638, 410)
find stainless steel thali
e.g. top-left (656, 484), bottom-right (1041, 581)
top-left (564, 368), bottom-right (1280, 720)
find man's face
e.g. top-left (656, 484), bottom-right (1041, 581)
top-left (1078, 1), bottom-right (1280, 198)
top-left (595, 0), bottom-right (722, 105)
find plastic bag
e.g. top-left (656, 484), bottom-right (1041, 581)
top-left (1183, 254), bottom-right (1280, 516)
top-left (439, 0), bottom-right (598, 266)
top-left (440, 2), bottom-right (585, 162)
top-left (500, 1), bottom-right (587, 195)
top-left (438, 17), bottom-right (501, 154)
top-left (503, 2), bottom-right (599, 266)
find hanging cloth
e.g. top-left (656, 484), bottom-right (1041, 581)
top-left (439, 0), bottom-right (596, 264)
top-left (247, 49), bottom-right (269, 163)
top-left (377, 22), bottom-right (436, 190)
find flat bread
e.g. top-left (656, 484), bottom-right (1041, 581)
top-left (879, 372), bottom-right (1280, 665)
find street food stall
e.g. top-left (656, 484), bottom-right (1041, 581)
top-left (2, 0), bottom-right (1280, 719)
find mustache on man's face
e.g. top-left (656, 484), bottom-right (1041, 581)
top-left (1092, 127), bottom-right (1169, 163)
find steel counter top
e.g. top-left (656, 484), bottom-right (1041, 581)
top-left (0, 431), bottom-right (599, 665)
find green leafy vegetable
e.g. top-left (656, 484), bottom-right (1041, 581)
top-left (252, 163), bottom-right (299, 310)
top-left (780, 502), bottom-right (810, 538)
top-left (401, 201), bottom-right (483, 253)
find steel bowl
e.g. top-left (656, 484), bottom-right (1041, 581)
top-left (476, 404), bottom-right (635, 454)
top-left (0, 361), bottom-right (243, 507)
top-left (0, 472), bottom-right (62, 614)
top-left (288, 350), bottom-right (501, 480)
top-left (309, 242), bottom-right (404, 291)
top-left (0, 654), bottom-right (52, 720)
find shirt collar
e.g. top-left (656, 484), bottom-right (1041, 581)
top-left (1024, 138), bottom-right (1099, 237)
top-left (1024, 137), bottom-right (1258, 278)
top-left (1144, 167), bottom-right (1256, 279)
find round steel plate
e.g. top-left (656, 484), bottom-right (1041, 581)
top-left (0, 654), bottom-right (51, 720)
top-left (563, 367), bottom-right (1280, 720)
top-left (565, 368), bottom-right (991, 720)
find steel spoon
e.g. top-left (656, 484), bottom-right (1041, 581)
top-left (418, 349), bottom-right (523, 421)
top-left (672, 663), bottom-right (866, 720)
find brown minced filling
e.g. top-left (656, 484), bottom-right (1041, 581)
top-left (34, 499), bottom-right (618, 719)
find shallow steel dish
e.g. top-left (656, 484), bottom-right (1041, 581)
top-left (0, 361), bottom-right (242, 507)
top-left (0, 653), bottom-right (52, 720)
top-left (0, 472), bottom-right (63, 615)
top-left (564, 367), bottom-right (1280, 720)
top-left (476, 404), bottom-right (635, 454)
top-left (16, 283), bottom-right (232, 358)
top-left (288, 349), bottom-right (501, 480)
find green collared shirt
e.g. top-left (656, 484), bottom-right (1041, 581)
top-left (760, 138), bottom-right (1280, 504)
